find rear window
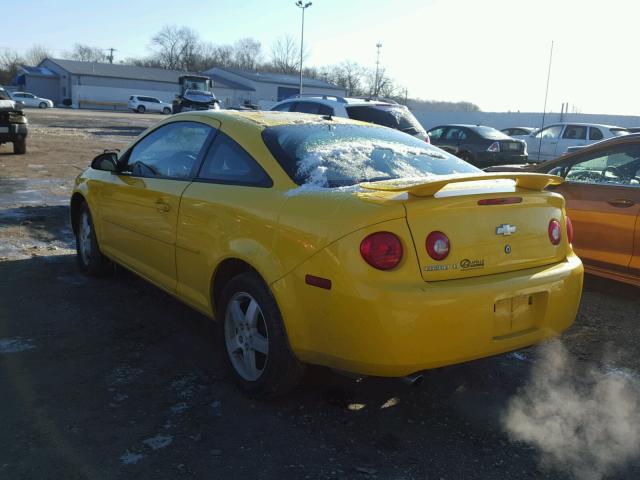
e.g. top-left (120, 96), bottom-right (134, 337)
top-left (470, 126), bottom-right (511, 140)
top-left (610, 128), bottom-right (629, 137)
top-left (262, 123), bottom-right (479, 188)
top-left (346, 105), bottom-right (425, 135)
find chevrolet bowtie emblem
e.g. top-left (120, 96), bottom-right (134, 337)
top-left (496, 224), bottom-right (517, 236)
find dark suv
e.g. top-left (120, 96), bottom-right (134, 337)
top-left (427, 124), bottom-right (527, 167)
top-left (0, 88), bottom-right (28, 154)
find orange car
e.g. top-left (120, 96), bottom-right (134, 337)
top-left (488, 133), bottom-right (640, 286)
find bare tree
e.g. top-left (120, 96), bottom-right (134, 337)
top-left (67, 43), bottom-right (107, 63)
top-left (0, 48), bottom-right (23, 84)
top-left (23, 45), bottom-right (52, 65)
top-left (326, 61), bottom-right (366, 96)
top-left (151, 25), bottom-right (200, 71)
top-left (232, 38), bottom-right (262, 70)
top-left (197, 42), bottom-right (235, 71)
top-left (269, 35), bottom-right (300, 74)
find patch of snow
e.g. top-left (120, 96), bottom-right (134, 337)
top-left (0, 337), bottom-right (36, 354)
top-left (119, 451), bottom-right (144, 465)
top-left (142, 434), bottom-right (173, 450)
top-left (507, 352), bottom-right (529, 362)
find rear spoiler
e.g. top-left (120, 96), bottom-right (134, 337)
top-left (360, 172), bottom-right (563, 197)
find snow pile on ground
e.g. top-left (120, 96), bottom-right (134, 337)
top-left (503, 340), bottom-right (640, 480)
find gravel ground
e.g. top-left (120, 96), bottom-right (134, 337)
top-left (0, 108), bottom-right (639, 480)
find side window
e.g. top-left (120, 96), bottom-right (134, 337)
top-left (428, 127), bottom-right (445, 140)
top-left (198, 131), bottom-right (272, 187)
top-left (445, 128), bottom-right (467, 141)
top-left (272, 102), bottom-right (293, 112)
top-left (317, 104), bottom-right (333, 115)
top-left (565, 145), bottom-right (640, 186)
top-left (534, 125), bottom-right (563, 140)
top-left (589, 127), bottom-right (603, 140)
top-left (562, 125), bottom-right (587, 140)
top-left (126, 121), bottom-right (212, 180)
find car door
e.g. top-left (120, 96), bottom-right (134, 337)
top-left (175, 129), bottom-right (278, 313)
top-left (528, 125), bottom-right (564, 161)
top-left (23, 93), bottom-right (38, 107)
top-left (96, 120), bottom-right (216, 291)
top-left (439, 127), bottom-right (467, 155)
top-left (552, 143), bottom-right (640, 275)
top-left (556, 124), bottom-right (588, 154)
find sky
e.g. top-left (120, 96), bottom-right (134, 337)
top-left (3, 0), bottom-right (640, 115)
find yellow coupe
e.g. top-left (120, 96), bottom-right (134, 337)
top-left (71, 111), bottom-right (583, 396)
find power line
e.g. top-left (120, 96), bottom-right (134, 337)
top-left (106, 47), bottom-right (117, 64)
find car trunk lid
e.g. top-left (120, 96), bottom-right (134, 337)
top-left (360, 173), bottom-right (569, 281)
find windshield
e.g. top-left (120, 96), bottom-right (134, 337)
top-left (346, 105), bottom-right (425, 135)
top-left (262, 123), bottom-right (480, 187)
top-left (183, 78), bottom-right (209, 91)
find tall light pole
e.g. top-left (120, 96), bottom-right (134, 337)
top-left (374, 43), bottom-right (382, 97)
top-left (295, 1), bottom-right (312, 95)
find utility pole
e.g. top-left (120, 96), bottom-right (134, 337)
top-left (537, 40), bottom-right (554, 162)
top-left (374, 43), bottom-right (382, 97)
top-left (106, 48), bottom-right (116, 64)
top-left (295, 1), bottom-right (312, 95)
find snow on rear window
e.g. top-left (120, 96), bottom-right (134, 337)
top-left (262, 124), bottom-right (479, 188)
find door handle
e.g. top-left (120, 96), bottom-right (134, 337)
top-left (607, 199), bottom-right (635, 208)
top-left (155, 199), bottom-right (171, 212)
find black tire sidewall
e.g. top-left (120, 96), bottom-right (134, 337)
top-left (39, 102), bottom-right (47, 109)
top-left (137, 105), bottom-right (145, 113)
top-left (163, 107), bottom-right (171, 115)
top-left (218, 272), bottom-right (303, 397)
top-left (75, 202), bottom-right (110, 275)
top-left (13, 140), bottom-right (26, 154)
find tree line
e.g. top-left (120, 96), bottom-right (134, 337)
top-left (0, 26), bottom-right (479, 112)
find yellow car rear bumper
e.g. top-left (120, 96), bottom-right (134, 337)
top-left (272, 252), bottom-right (583, 377)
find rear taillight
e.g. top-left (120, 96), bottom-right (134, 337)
top-left (487, 142), bottom-right (500, 152)
top-left (360, 232), bottom-right (403, 270)
top-left (548, 219), bottom-right (561, 245)
top-left (426, 231), bottom-right (450, 261)
top-left (566, 216), bottom-right (573, 244)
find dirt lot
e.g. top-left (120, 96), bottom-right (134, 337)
top-left (1, 108), bottom-right (639, 480)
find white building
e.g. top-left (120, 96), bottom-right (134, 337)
top-left (204, 67), bottom-right (346, 109)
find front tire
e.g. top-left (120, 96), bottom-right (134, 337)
top-left (39, 102), bottom-right (48, 109)
top-left (13, 140), bottom-right (26, 155)
top-left (219, 272), bottom-right (304, 397)
top-left (137, 105), bottom-right (146, 113)
top-left (162, 107), bottom-right (171, 115)
top-left (75, 202), bottom-right (111, 275)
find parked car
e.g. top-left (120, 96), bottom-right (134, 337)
top-left (485, 133), bottom-right (640, 287)
top-left (523, 123), bottom-right (628, 162)
top-left (0, 88), bottom-right (28, 154)
top-left (270, 95), bottom-right (430, 142)
top-left (127, 95), bottom-right (172, 114)
top-left (10, 91), bottom-right (53, 109)
top-left (72, 110), bottom-right (583, 396)
top-left (427, 124), bottom-right (528, 167)
top-left (501, 127), bottom-right (535, 137)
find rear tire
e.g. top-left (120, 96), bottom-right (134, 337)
top-left (137, 105), bottom-right (146, 113)
top-left (13, 140), bottom-right (26, 155)
top-left (75, 202), bottom-right (111, 276)
top-left (219, 272), bottom-right (304, 398)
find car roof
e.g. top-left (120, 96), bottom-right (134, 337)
top-left (276, 96), bottom-right (402, 107)
top-left (545, 122), bottom-right (626, 129)
top-left (177, 110), bottom-right (367, 129)
top-left (531, 132), bottom-right (640, 171)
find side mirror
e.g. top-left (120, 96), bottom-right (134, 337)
top-left (91, 151), bottom-right (118, 172)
